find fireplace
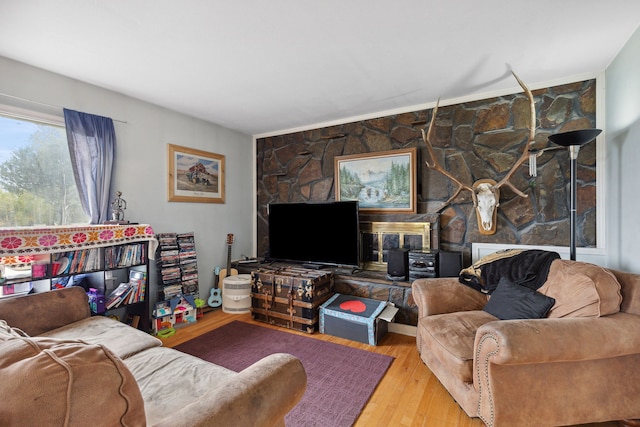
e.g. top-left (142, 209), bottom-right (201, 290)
top-left (360, 221), bottom-right (431, 271)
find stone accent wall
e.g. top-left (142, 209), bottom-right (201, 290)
top-left (256, 79), bottom-right (597, 325)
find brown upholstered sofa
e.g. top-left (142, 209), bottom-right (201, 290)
top-left (412, 259), bottom-right (640, 427)
top-left (0, 286), bottom-right (306, 427)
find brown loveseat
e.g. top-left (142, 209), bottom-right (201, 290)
top-left (412, 258), bottom-right (640, 427)
top-left (0, 286), bottom-right (307, 427)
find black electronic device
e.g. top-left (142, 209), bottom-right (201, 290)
top-left (409, 250), bottom-right (438, 280)
top-left (267, 201), bottom-right (360, 268)
top-left (387, 248), bottom-right (409, 281)
top-left (438, 251), bottom-right (463, 277)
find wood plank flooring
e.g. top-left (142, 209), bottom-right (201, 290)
top-left (161, 310), bottom-right (619, 427)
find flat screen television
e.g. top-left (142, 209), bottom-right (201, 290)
top-left (267, 201), bottom-right (360, 268)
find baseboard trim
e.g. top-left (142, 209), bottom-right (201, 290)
top-left (389, 322), bottom-right (417, 337)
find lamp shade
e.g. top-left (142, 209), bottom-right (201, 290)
top-left (548, 129), bottom-right (602, 147)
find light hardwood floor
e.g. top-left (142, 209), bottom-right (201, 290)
top-left (161, 310), bottom-right (619, 427)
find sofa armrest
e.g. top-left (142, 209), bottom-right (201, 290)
top-left (155, 353), bottom-right (307, 427)
top-left (0, 287), bottom-right (91, 336)
top-left (412, 277), bottom-right (487, 318)
top-left (474, 312), bottom-right (640, 366)
top-left (474, 312), bottom-right (640, 426)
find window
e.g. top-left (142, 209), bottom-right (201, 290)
top-left (0, 110), bottom-right (89, 227)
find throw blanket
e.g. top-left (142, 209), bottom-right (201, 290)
top-left (459, 249), bottom-right (560, 294)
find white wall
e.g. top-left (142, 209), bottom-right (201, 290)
top-left (471, 243), bottom-right (607, 265)
top-left (0, 56), bottom-right (255, 303)
top-left (605, 25), bottom-right (640, 273)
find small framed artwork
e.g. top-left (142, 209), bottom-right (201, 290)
top-left (168, 144), bottom-right (225, 203)
top-left (335, 147), bottom-right (417, 213)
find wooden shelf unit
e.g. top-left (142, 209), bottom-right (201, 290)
top-left (0, 225), bottom-right (156, 332)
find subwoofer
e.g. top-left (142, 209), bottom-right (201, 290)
top-left (438, 251), bottom-right (463, 278)
top-left (387, 248), bottom-right (409, 281)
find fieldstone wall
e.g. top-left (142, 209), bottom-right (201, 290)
top-left (256, 79), bottom-right (597, 325)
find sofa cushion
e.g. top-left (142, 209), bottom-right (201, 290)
top-left (538, 260), bottom-right (623, 318)
top-left (124, 346), bottom-right (237, 426)
top-left (0, 336), bottom-right (146, 427)
top-left (483, 278), bottom-right (556, 320)
top-left (40, 315), bottom-right (162, 359)
top-left (418, 310), bottom-right (497, 383)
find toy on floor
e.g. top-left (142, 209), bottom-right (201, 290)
top-left (156, 327), bottom-right (176, 339)
top-left (152, 293), bottom-right (197, 335)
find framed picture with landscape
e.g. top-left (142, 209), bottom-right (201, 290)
top-left (168, 144), bottom-right (225, 203)
top-left (334, 147), bottom-right (417, 213)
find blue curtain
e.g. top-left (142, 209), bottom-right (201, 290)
top-left (63, 109), bottom-right (116, 224)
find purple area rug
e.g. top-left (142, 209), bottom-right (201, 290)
top-left (175, 320), bottom-right (394, 427)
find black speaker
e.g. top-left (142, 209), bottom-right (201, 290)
top-left (387, 248), bottom-right (409, 281)
top-left (438, 251), bottom-right (463, 278)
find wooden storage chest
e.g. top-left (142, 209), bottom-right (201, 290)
top-left (250, 266), bottom-right (334, 333)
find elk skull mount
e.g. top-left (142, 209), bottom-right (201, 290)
top-left (421, 71), bottom-right (536, 235)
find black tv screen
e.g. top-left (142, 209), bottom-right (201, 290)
top-left (268, 201), bottom-right (360, 268)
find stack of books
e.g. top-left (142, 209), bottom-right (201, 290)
top-left (105, 243), bottom-right (146, 269)
top-left (105, 271), bottom-right (147, 309)
top-left (54, 249), bottom-right (101, 275)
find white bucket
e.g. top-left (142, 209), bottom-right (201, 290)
top-left (222, 274), bottom-right (252, 314)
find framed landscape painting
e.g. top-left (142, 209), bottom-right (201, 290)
top-left (335, 147), bottom-right (417, 213)
top-left (168, 144), bottom-right (225, 203)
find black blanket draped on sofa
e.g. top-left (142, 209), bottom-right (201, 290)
top-left (459, 249), bottom-right (560, 294)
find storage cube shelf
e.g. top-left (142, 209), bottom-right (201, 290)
top-left (0, 225), bottom-right (156, 331)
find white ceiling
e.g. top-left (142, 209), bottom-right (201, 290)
top-left (1, 1), bottom-right (639, 136)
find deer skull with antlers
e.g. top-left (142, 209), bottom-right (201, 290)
top-left (421, 71), bottom-right (536, 235)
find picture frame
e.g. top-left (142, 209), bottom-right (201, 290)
top-left (335, 147), bottom-right (417, 213)
top-left (167, 144), bottom-right (225, 203)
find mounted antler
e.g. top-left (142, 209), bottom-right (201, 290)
top-left (421, 71), bottom-right (537, 235)
top-left (492, 71), bottom-right (537, 197)
top-left (421, 100), bottom-right (477, 208)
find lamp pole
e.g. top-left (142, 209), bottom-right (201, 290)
top-left (567, 144), bottom-right (580, 261)
top-left (548, 129), bottom-right (601, 261)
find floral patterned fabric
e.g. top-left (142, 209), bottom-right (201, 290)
top-left (0, 225), bottom-right (157, 266)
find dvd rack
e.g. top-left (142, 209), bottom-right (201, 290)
top-left (177, 232), bottom-right (199, 296)
top-left (156, 232), bottom-right (199, 301)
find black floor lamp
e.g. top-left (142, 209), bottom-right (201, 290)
top-left (548, 129), bottom-right (602, 261)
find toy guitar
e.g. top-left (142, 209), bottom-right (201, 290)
top-left (208, 266), bottom-right (222, 308)
top-left (218, 233), bottom-right (238, 280)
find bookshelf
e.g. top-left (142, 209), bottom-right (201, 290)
top-left (0, 225), bottom-right (156, 332)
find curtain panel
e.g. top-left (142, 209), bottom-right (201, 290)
top-left (63, 109), bottom-right (116, 224)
